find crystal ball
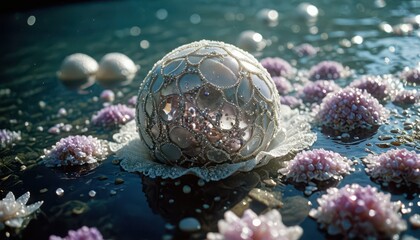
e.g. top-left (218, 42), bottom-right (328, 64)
top-left (136, 40), bottom-right (280, 168)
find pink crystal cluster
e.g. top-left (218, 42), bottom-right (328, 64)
top-left (49, 226), bottom-right (103, 240)
top-left (272, 76), bottom-right (292, 94)
top-left (0, 129), bottom-right (21, 148)
top-left (298, 80), bottom-right (341, 103)
top-left (279, 149), bottom-right (353, 183)
top-left (309, 184), bottom-right (407, 238)
top-left (260, 57), bottom-right (293, 78)
top-left (91, 104), bottom-right (135, 127)
top-left (43, 135), bottom-right (108, 167)
top-left (293, 43), bottom-right (318, 57)
top-left (349, 75), bottom-right (392, 101)
top-left (400, 67), bottom-right (420, 85)
top-left (363, 148), bottom-right (420, 186)
top-left (393, 89), bottom-right (419, 105)
top-left (309, 61), bottom-right (346, 80)
top-left (207, 209), bottom-right (303, 240)
top-left (315, 87), bottom-right (389, 132)
top-left (280, 95), bottom-right (302, 109)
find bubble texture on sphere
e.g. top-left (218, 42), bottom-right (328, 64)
top-left (57, 53), bottom-right (98, 81)
top-left (279, 148), bottom-right (353, 183)
top-left (309, 184), bottom-right (407, 238)
top-left (315, 87), bottom-right (389, 132)
top-left (43, 135), bottom-right (108, 167)
top-left (136, 40), bottom-right (281, 168)
top-left (363, 148), bottom-right (420, 186)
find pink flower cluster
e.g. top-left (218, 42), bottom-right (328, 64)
top-left (260, 57), bottom-right (293, 78)
top-left (43, 135), bottom-right (108, 167)
top-left (91, 104), bottom-right (135, 127)
top-left (309, 61), bottom-right (347, 80)
top-left (309, 184), bottom-right (407, 238)
top-left (49, 226), bottom-right (103, 240)
top-left (363, 148), bottom-right (420, 186)
top-left (315, 87), bottom-right (389, 132)
top-left (207, 209), bottom-right (303, 240)
top-left (349, 75), bottom-right (392, 101)
top-left (279, 149), bottom-right (353, 183)
top-left (298, 80), bottom-right (341, 103)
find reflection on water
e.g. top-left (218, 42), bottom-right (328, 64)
top-left (1, 0), bottom-right (420, 239)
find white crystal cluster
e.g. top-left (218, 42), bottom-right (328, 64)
top-left (0, 192), bottom-right (43, 229)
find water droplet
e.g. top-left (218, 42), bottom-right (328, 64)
top-left (89, 190), bottom-right (96, 198)
top-left (182, 185), bottom-right (191, 194)
top-left (56, 188), bottom-right (64, 196)
top-left (178, 217), bottom-right (201, 232)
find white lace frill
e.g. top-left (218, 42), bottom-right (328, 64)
top-left (109, 105), bottom-right (316, 181)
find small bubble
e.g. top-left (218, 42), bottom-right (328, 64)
top-left (197, 179), bottom-right (205, 186)
top-left (190, 14), bottom-right (201, 24)
top-left (56, 188), bottom-right (64, 196)
top-left (130, 26), bottom-right (141, 36)
top-left (88, 190), bottom-right (96, 198)
top-left (27, 15), bottom-right (36, 26)
top-left (156, 9), bottom-right (168, 20)
top-left (140, 40), bottom-right (150, 49)
top-left (182, 185), bottom-right (191, 194)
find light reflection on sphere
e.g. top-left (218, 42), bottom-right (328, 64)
top-left (136, 40), bottom-right (280, 168)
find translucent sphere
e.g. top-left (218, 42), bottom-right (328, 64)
top-left (136, 40), bottom-right (280, 168)
top-left (96, 52), bottom-right (138, 87)
top-left (57, 53), bottom-right (98, 89)
top-left (236, 30), bottom-right (266, 53)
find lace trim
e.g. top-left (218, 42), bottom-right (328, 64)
top-left (110, 105), bottom-right (316, 181)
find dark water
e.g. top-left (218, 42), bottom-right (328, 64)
top-left (0, 0), bottom-right (419, 239)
